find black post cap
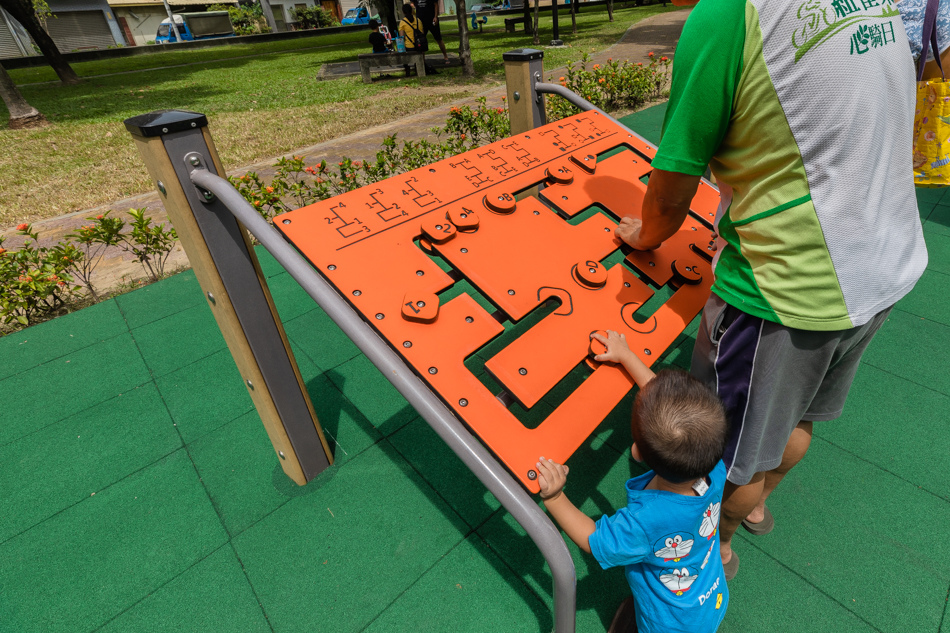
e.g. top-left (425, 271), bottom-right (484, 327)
top-left (502, 48), bottom-right (544, 62)
top-left (124, 110), bottom-right (208, 138)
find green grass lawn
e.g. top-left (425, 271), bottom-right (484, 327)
top-left (0, 4), bottom-right (678, 225)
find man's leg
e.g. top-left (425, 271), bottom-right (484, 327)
top-left (719, 472), bottom-right (764, 567)
top-left (720, 419), bottom-right (812, 566)
top-left (746, 420), bottom-right (812, 524)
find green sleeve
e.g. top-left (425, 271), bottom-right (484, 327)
top-left (651, 0), bottom-right (748, 176)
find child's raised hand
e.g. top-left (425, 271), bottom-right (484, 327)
top-left (536, 456), bottom-right (569, 501)
top-left (591, 330), bottom-right (633, 365)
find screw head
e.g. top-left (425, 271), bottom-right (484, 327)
top-left (527, 470), bottom-right (537, 480)
top-left (403, 341), bottom-right (412, 348)
top-left (206, 292), bottom-right (215, 304)
top-left (508, 289), bottom-right (515, 295)
top-left (189, 156), bottom-right (200, 166)
top-left (157, 181), bottom-right (166, 196)
top-left (644, 349), bottom-right (651, 356)
top-left (459, 398), bottom-right (468, 407)
top-left (375, 313), bottom-right (384, 320)
top-left (465, 316), bottom-right (474, 323)
top-left (282, 219), bottom-right (291, 225)
top-left (624, 282), bottom-right (631, 287)
top-left (519, 368), bottom-right (527, 375)
top-left (417, 301), bottom-right (425, 308)
top-left (328, 265), bottom-right (336, 270)
top-left (649, 262), bottom-right (655, 267)
top-left (461, 248), bottom-right (468, 253)
top-left (428, 367), bottom-right (438, 375)
top-left (278, 451), bottom-right (286, 460)
top-left (353, 290), bottom-right (361, 296)
top-left (245, 379), bottom-right (254, 389)
top-left (416, 270), bottom-right (424, 276)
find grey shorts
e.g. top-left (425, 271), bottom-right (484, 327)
top-left (690, 293), bottom-right (891, 485)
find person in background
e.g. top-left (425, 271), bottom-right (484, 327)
top-left (898, 0), bottom-right (950, 76)
top-left (368, 19), bottom-right (390, 53)
top-left (413, 0), bottom-right (450, 64)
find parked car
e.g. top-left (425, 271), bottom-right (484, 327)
top-left (156, 12), bottom-right (235, 44)
top-left (341, 7), bottom-right (379, 25)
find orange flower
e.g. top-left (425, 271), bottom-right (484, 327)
top-left (559, 76), bottom-right (565, 81)
top-left (0, 248), bottom-right (6, 255)
top-left (660, 56), bottom-right (668, 62)
top-left (648, 51), bottom-right (655, 57)
top-left (96, 215), bottom-right (103, 220)
top-left (16, 223), bottom-right (28, 231)
top-left (265, 186), bottom-right (274, 193)
top-left (598, 78), bottom-right (604, 83)
top-left (593, 64), bottom-right (600, 69)
top-left (460, 134), bottom-right (466, 140)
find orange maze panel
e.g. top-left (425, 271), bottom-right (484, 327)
top-left (276, 112), bottom-right (720, 492)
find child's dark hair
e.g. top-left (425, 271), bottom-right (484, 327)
top-left (632, 369), bottom-right (727, 483)
top-left (368, 18), bottom-right (378, 28)
top-left (402, 3), bottom-right (414, 18)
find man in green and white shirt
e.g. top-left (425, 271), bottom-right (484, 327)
top-left (618, 0), bottom-right (927, 580)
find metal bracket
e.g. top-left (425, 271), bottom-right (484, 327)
top-left (184, 151), bottom-right (216, 202)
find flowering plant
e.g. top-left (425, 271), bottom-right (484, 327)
top-left (547, 53), bottom-right (672, 121)
top-left (0, 223), bottom-right (75, 327)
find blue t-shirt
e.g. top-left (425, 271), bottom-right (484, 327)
top-left (588, 461), bottom-right (729, 633)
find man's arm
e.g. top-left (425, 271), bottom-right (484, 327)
top-left (616, 168), bottom-right (700, 250)
top-left (536, 458), bottom-right (596, 554)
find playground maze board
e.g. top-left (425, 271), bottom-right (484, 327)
top-left (276, 111), bottom-right (721, 492)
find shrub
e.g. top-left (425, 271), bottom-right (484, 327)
top-left (209, 2), bottom-right (271, 35)
top-left (547, 53), bottom-right (672, 121)
top-left (290, 5), bottom-right (338, 29)
top-left (0, 224), bottom-right (76, 328)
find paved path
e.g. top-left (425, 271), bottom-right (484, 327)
top-left (5, 9), bottom-right (688, 298)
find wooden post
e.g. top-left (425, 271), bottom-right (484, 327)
top-left (503, 49), bottom-right (545, 135)
top-left (124, 110), bottom-right (333, 485)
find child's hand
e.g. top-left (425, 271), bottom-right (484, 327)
top-left (536, 456), bottom-right (569, 501)
top-left (591, 330), bottom-right (633, 365)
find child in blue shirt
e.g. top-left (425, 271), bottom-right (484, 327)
top-left (537, 330), bottom-right (730, 633)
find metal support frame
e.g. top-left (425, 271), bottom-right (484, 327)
top-left (123, 110), bottom-right (333, 486)
top-left (189, 168), bottom-right (578, 633)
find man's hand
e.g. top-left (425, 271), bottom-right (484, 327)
top-left (616, 217), bottom-right (660, 251)
top-left (536, 457), bottom-right (569, 501)
top-left (433, 14), bottom-right (438, 24)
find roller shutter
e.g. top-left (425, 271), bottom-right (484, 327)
top-left (46, 11), bottom-right (115, 52)
top-left (0, 20), bottom-right (23, 59)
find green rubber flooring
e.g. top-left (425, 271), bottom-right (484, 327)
top-left (2, 104), bottom-right (948, 633)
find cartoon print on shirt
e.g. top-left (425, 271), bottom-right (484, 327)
top-left (699, 502), bottom-right (720, 540)
top-left (652, 533), bottom-right (694, 562)
top-left (659, 567), bottom-right (698, 596)
top-left (700, 541), bottom-right (714, 570)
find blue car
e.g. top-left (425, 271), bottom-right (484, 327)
top-left (341, 7), bottom-right (378, 25)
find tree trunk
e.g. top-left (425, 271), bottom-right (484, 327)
top-left (607, 0), bottom-right (614, 22)
top-left (0, 0), bottom-right (80, 84)
top-left (532, 0), bottom-right (540, 45)
top-left (453, 0), bottom-right (474, 76)
top-left (0, 62), bottom-right (47, 128)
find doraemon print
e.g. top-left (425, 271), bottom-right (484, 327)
top-left (659, 567), bottom-right (698, 596)
top-left (699, 502), bottom-right (720, 540)
top-left (653, 533), bottom-right (694, 562)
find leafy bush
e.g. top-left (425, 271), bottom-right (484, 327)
top-left (0, 224), bottom-right (75, 328)
top-left (209, 2), bottom-right (271, 35)
top-left (547, 52), bottom-right (671, 121)
top-left (289, 5), bottom-right (338, 29)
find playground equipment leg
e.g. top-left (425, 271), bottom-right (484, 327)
top-left (123, 111), bottom-right (333, 485)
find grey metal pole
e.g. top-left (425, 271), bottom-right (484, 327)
top-left (189, 167), bottom-right (578, 633)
